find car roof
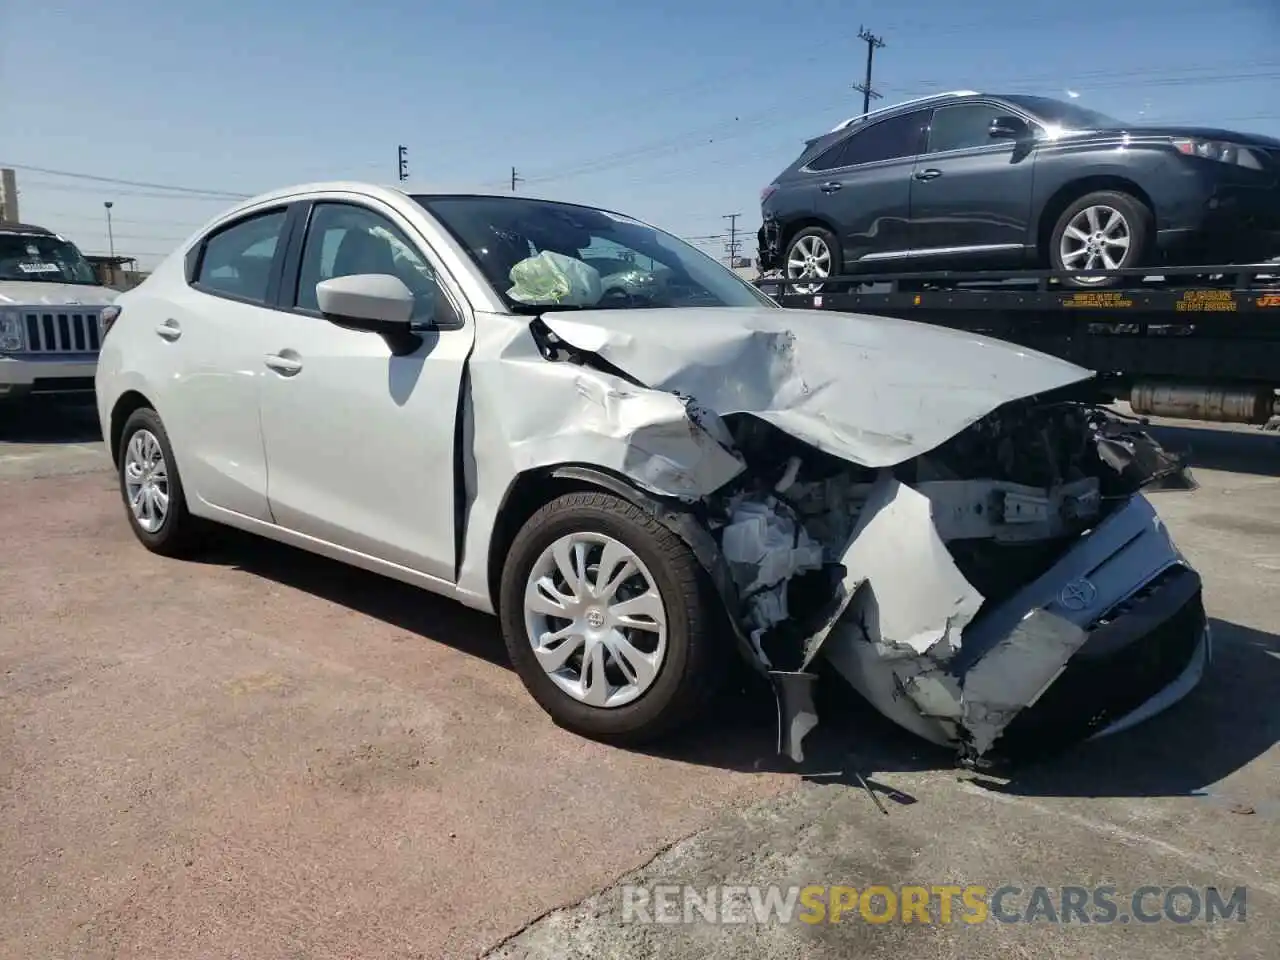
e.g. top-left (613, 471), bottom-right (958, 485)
top-left (826, 90), bottom-right (984, 133)
top-left (0, 222), bottom-right (56, 236)
top-left (232, 181), bottom-right (565, 210)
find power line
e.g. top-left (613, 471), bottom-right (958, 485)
top-left (852, 26), bottom-right (887, 116)
top-left (16, 178), bottom-right (246, 203)
top-left (0, 162), bottom-right (248, 199)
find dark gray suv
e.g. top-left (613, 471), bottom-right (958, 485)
top-left (758, 91), bottom-right (1280, 289)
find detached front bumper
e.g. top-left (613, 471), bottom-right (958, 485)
top-left (0, 353), bottom-right (99, 401)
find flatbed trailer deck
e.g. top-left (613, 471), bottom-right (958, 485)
top-left (755, 263), bottom-right (1280, 425)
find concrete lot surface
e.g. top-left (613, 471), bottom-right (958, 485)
top-left (2, 403), bottom-right (1277, 959)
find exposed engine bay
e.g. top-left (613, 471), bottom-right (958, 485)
top-left (699, 399), bottom-right (1196, 764)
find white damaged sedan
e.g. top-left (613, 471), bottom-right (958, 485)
top-left (95, 183), bottom-right (1210, 766)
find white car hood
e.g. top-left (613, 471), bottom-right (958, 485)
top-left (542, 306), bottom-right (1094, 468)
top-left (0, 282), bottom-right (118, 306)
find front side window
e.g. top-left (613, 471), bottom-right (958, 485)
top-left (195, 210), bottom-right (287, 304)
top-left (810, 109), bottom-right (929, 170)
top-left (294, 203), bottom-right (451, 325)
top-left (416, 195), bottom-right (776, 312)
top-left (0, 231), bottom-right (98, 285)
top-left (926, 103), bottom-right (1017, 153)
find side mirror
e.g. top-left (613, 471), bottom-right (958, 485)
top-left (316, 273), bottom-right (414, 329)
top-left (989, 116), bottom-right (1029, 140)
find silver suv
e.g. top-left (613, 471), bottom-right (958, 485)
top-left (0, 222), bottom-right (119, 403)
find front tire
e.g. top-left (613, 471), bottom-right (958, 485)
top-left (1049, 190), bottom-right (1152, 289)
top-left (117, 407), bottom-right (203, 556)
top-left (498, 491), bottom-right (719, 745)
top-left (784, 225), bottom-right (841, 294)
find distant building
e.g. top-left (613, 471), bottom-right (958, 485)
top-left (86, 255), bottom-right (148, 291)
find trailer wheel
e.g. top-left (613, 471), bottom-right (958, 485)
top-left (1050, 190), bottom-right (1152, 289)
top-left (784, 226), bottom-right (841, 294)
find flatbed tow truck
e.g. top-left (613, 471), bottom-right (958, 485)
top-left (754, 263), bottom-right (1280, 427)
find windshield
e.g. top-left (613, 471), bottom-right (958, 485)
top-left (0, 231), bottom-right (98, 285)
top-left (1000, 95), bottom-right (1126, 130)
top-left (415, 195), bottom-right (775, 312)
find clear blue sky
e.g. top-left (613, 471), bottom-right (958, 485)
top-left (3, 0), bottom-right (1277, 269)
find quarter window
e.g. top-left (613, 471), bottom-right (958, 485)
top-left (294, 203), bottom-right (452, 325)
top-left (194, 210), bottom-right (287, 304)
top-left (809, 109), bottom-right (929, 170)
top-left (926, 103), bottom-right (1014, 153)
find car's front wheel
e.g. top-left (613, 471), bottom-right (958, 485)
top-left (498, 491), bottom-right (719, 744)
top-left (784, 226), bottom-right (841, 294)
top-left (1049, 190), bottom-right (1152, 289)
top-left (117, 407), bottom-right (203, 556)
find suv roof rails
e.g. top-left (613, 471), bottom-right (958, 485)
top-left (827, 90), bottom-right (981, 133)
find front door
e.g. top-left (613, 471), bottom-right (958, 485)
top-left (257, 200), bottom-right (474, 584)
top-left (907, 102), bottom-right (1038, 261)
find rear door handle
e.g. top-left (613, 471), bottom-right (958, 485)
top-left (264, 353), bottom-right (303, 376)
top-left (819, 181), bottom-right (843, 193)
top-left (914, 168), bottom-right (943, 181)
top-left (155, 319), bottom-right (182, 341)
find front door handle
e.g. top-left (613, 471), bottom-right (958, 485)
top-left (264, 353), bottom-right (303, 376)
top-left (914, 168), bottom-right (943, 181)
top-left (819, 181), bottom-right (843, 193)
top-left (155, 319), bottom-right (182, 341)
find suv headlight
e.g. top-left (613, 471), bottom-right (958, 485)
top-left (1172, 138), bottom-right (1266, 171)
top-left (0, 311), bottom-right (24, 353)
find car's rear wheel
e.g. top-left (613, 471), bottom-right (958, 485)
top-left (1050, 190), bottom-right (1152, 289)
top-left (785, 226), bottom-right (840, 294)
top-left (117, 407), bottom-right (203, 556)
top-left (498, 491), bottom-right (718, 744)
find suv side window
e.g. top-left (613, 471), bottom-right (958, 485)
top-left (808, 109), bottom-right (929, 170)
top-left (194, 209), bottom-right (287, 304)
top-left (294, 202), bottom-right (455, 326)
top-left (926, 103), bottom-right (1013, 154)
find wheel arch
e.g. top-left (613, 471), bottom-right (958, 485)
top-left (484, 464), bottom-right (761, 673)
top-left (109, 390), bottom-right (156, 466)
top-left (779, 217), bottom-right (841, 258)
top-left (1036, 176), bottom-right (1155, 265)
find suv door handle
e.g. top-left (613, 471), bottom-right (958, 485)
top-left (264, 353), bottom-right (303, 376)
top-left (819, 181), bottom-right (843, 193)
top-left (155, 319), bottom-right (182, 341)
top-left (914, 168), bottom-right (943, 181)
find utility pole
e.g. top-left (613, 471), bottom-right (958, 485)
top-left (722, 213), bottom-right (742, 267)
top-left (397, 145), bottom-right (409, 183)
top-left (852, 26), bottom-right (886, 115)
top-left (0, 168), bottom-right (18, 223)
top-left (104, 201), bottom-right (115, 258)
top-left (510, 166), bottom-right (523, 192)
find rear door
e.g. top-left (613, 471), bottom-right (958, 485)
top-left (804, 108), bottom-right (930, 266)
top-left (908, 101), bottom-right (1039, 260)
top-left (150, 205), bottom-right (293, 521)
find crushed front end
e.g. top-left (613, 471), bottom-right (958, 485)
top-left (704, 399), bottom-right (1206, 766)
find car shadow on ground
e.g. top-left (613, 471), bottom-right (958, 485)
top-left (192, 529), bottom-right (1275, 805)
top-left (1146, 421), bottom-right (1280, 478)
top-left (0, 401), bottom-right (102, 444)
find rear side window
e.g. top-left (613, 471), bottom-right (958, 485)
top-left (807, 109), bottom-right (929, 170)
top-left (926, 103), bottom-right (1013, 153)
top-left (194, 210), bottom-right (287, 304)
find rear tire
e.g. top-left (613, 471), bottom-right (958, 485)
top-left (784, 225), bottom-right (841, 294)
top-left (117, 407), bottom-right (204, 557)
top-left (498, 491), bottom-right (719, 745)
top-left (1049, 190), bottom-right (1152, 289)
